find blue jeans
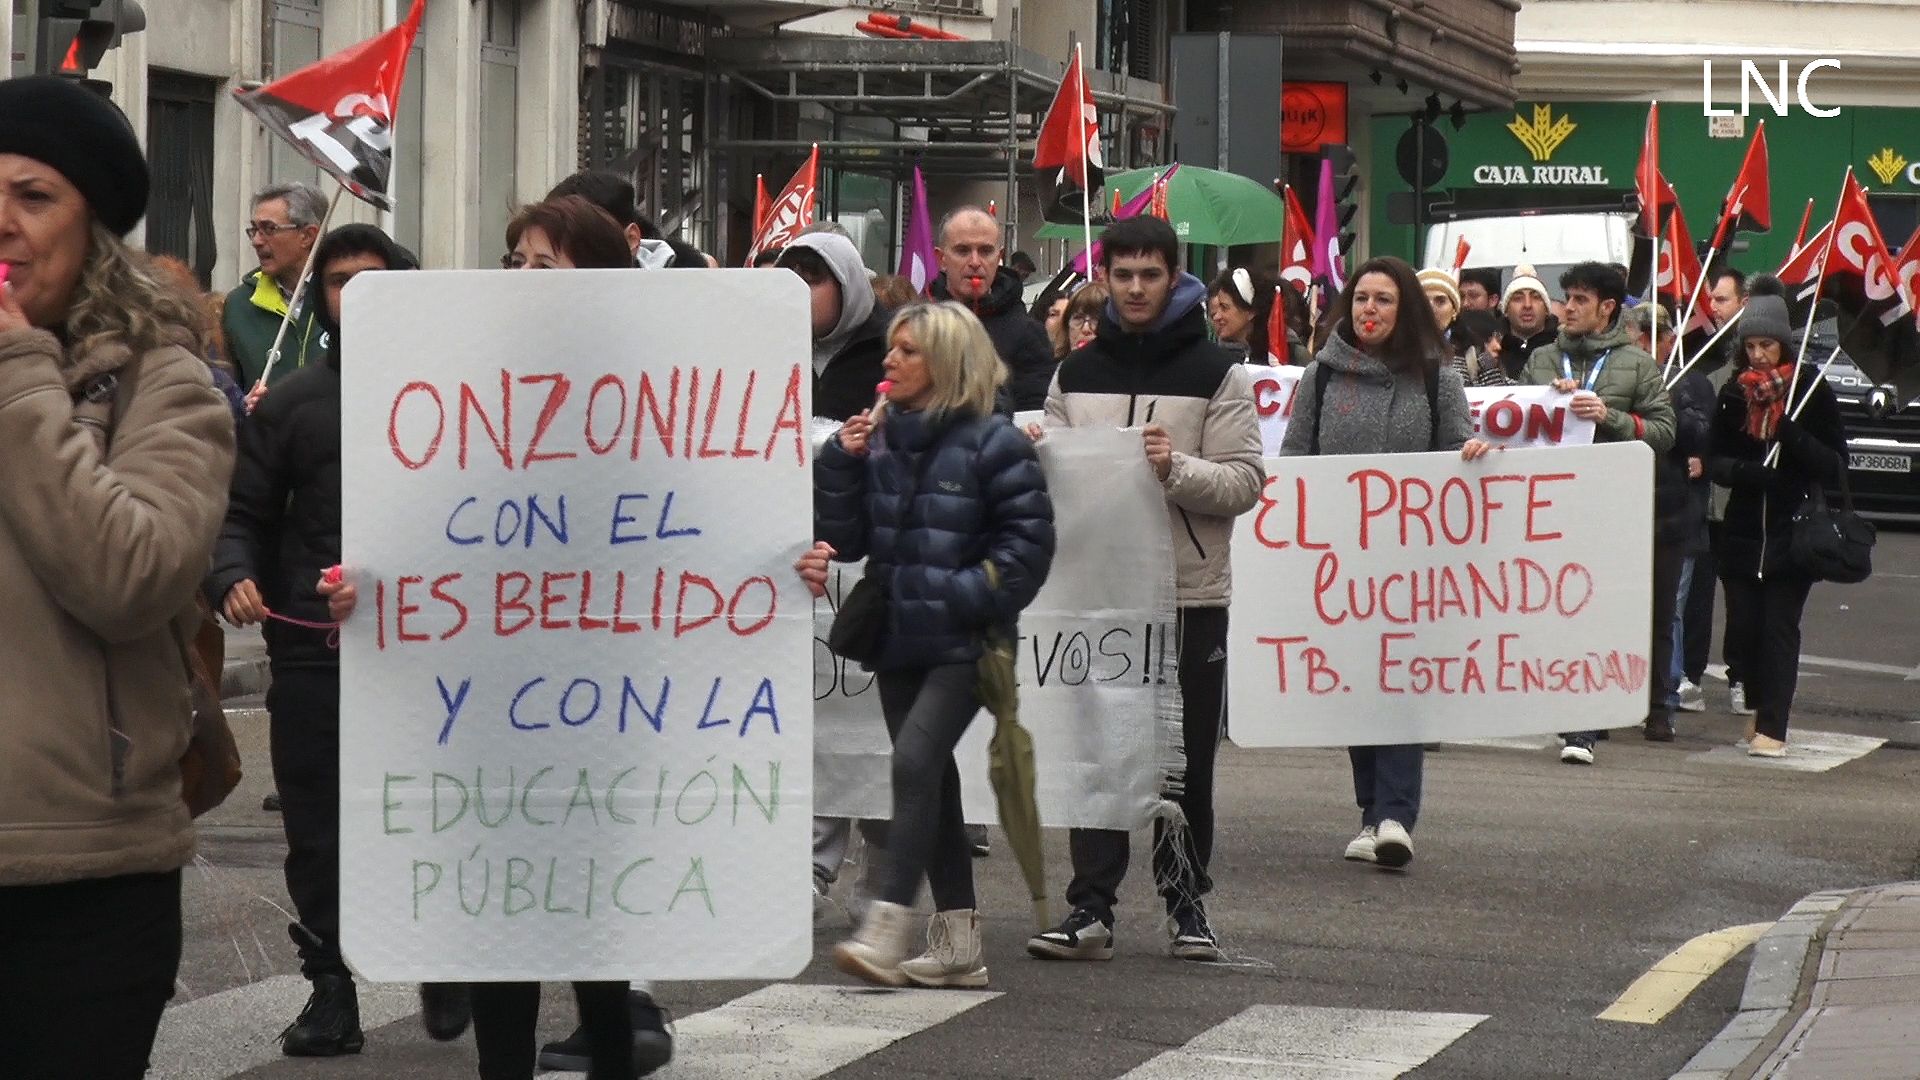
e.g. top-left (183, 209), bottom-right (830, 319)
top-left (1349, 745), bottom-right (1424, 830)
top-left (1667, 556), bottom-right (1695, 706)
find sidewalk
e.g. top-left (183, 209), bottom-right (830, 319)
top-left (220, 622), bottom-right (270, 700)
top-left (1676, 882), bottom-right (1920, 1079)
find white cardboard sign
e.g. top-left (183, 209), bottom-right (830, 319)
top-left (813, 426), bottom-right (1180, 830)
top-left (1228, 443), bottom-right (1654, 747)
top-left (338, 270), bottom-right (815, 982)
top-left (1247, 367), bottom-right (1596, 455)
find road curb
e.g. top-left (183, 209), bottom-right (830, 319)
top-left (220, 655), bottom-right (271, 700)
top-left (1669, 888), bottom-right (1853, 1079)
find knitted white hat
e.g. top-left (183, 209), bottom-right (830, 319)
top-left (1502, 264), bottom-right (1549, 307)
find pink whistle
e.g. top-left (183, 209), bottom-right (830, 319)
top-left (0, 264), bottom-right (11, 289)
top-left (323, 565), bottom-right (343, 584)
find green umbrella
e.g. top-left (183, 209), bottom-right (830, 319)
top-left (1035, 164), bottom-right (1286, 248)
top-left (976, 565), bottom-right (1049, 931)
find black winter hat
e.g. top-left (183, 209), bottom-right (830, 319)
top-left (0, 77), bottom-right (149, 236)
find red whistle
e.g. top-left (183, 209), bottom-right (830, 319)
top-left (323, 565), bottom-right (343, 584)
top-left (1363, 320), bottom-right (1378, 333)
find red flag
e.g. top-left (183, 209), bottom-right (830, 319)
top-left (1892, 224), bottom-right (1920, 329)
top-left (1788, 199), bottom-right (1815, 257)
top-left (232, 0), bottom-right (425, 210)
top-left (752, 174), bottom-right (771, 235)
top-left (745, 146), bottom-right (819, 265)
top-left (1451, 236), bottom-right (1471, 275)
top-left (1825, 170), bottom-right (1914, 382)
top-left (1633, 102), bottom-right (1674, 238)
top-left (1714, 122), bottom-right (1771, 242)
top-left (1778, 220), bottom-right (1833, 287)
top-left (1279, 185), bottom-right (1314, 294)
top-left (1032, 48), bottom-right (1104, 223)
top-left (1656, 205), bottom-right (1702, 307)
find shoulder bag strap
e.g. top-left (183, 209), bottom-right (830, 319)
top-left (1425, 364), bottom-right (1441, 451)
top-left (1309, 363), bottom-right (1335, 456)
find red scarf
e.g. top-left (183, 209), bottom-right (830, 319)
top-left (1737, 367), bottom-right (1789, 441)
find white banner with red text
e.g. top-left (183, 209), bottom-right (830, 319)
top-left (1227, 443), bottom-right (1654, 747)
top-left (338, 270), bottom-right (815, 981)
top-left (1248, 367), bottom-right (1596, 456)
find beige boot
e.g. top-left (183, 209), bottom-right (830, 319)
top-left (832, 901), bottom-right (913, 987)
top-left (900, 910), bottom-right (989, 989)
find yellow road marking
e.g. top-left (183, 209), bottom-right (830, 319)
top-left (1597, 922), bottom-right (1775, 1024)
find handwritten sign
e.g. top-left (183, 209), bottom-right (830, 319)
top-left (338, 270), bottom-right (814, 981)
top-left (813, 427), bottom-right (1180, 830)
top-left (1227, 443), bottom-right (1653, 746)
top-left (1248, 367), bottom-right (1595, 456)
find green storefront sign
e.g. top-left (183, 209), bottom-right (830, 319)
top-left (1368, 101), bottom-right (1920, 274)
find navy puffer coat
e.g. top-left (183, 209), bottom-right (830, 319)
top-left (815, 406), bottom-right (1055, 671)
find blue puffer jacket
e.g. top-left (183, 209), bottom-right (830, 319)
top-left (815, 407), bottom-right (1055, 671)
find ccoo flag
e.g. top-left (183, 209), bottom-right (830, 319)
top-left (233, 0), bottom-right (425, 210)
top-left (746, 146), bottom-right (820, 265)
top-left (1032, 47), bottom-right (1105, 224)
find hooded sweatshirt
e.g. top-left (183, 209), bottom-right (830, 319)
top-left (932, 266), bottom-right (1057, 410)
top-left (1281, 326), bottom-right (1473, 458)
top-left (784, 232), bottom-right (892, 422)
top-left (1043, 271), bottom-right (1263, 607)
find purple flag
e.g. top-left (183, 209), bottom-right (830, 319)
top-left (898, 165), bottom-right (937, 294)
top-left (1071, 164), bottom-right (1180, 275)
top-left (1310, 158), bottom-right (1346, 294)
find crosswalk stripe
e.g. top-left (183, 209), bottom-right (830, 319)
top-left (1688, 729), bottom-right (1887, 773)
top-left (149, 975), bottom-right (420, 1080)
top-left (536, 984), bottom-right (999, 1080)
top-left (1116, 1004), bottom-right (1486, 1079)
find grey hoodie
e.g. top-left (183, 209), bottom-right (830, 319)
top-left (1281, 326), bottom-right (1473, 457)
top-left (784, 232), bottom-right (876, 375)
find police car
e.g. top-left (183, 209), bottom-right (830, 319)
top-left (1818, 322), bottom-right (1920, 519)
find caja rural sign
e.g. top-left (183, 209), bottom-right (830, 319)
top-left (1472, 103), bottom-right (1612, 186)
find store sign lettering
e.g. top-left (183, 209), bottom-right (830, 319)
top-left (1473, 165), bottom-right (1610, 186)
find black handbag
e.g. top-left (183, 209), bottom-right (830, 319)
top-left (1790, 472), bottom-right (1875, 584)
top-left (826, 433), bottom-right (941, 666)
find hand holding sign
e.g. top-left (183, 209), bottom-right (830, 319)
top-left (1569, 391), bottom-right (1609, 424)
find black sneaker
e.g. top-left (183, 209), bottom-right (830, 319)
top-left (418, 982), bottom-right (470, 1041)
top-left (262, 791), bottom-right (282, 812)
top-left (280, 974), bottom-right (364, 1057)
top-left (537, 989), bottom-right (674, 1076)
top-left (1168, 903), bottom-right (1222, 962)
top-left (967, 823), bottom-right (991, 857)
top-left (1026, 907), bottom-right (1115, 961)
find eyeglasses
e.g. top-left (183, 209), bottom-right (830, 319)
top-left (1070, 314), bottom-right (1099, 329)
top-left (245, 222), bottom-right (304, 240)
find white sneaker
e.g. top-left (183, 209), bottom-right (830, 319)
top-left (1676, 679), bottom-right (1707, 713)
top-left (832, 901), bottom-right (913, 987)
top-left (900, 910), bottom-right (989, 988)
top-left (1374, 820), bottom-right (1413, 869)
top-left (1729, 683), bottom-right (1755, 716)
top-left (1344, 826), bottom-right (1378, 863)
top-left (1560, 739), bottom-right (1595, 765)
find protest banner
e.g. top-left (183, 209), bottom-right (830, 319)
top-left (1228, 443), bottom-right (1653, 747)
top-left (338, 270), bottom-right (814, 981)
top-left (813, 427), bottom-right (1180, 830)
top-left (1248, 367), bottom-right (1595, 456)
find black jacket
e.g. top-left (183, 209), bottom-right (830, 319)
top-left (1667, 368), bottom-right (1716, 555)
top-left (1708, 364), bottom-right (1847, 579)
top-left (932, 268), bottom-right (1056, 411)
top-left (204, 356), bottom-right (341, 668)
top-left (815, 408), bottom-right (1055, 671)
top-left (1499, 318), bottom-right (1559, 380)
top-left (814, 305), bottom-right (892, 422)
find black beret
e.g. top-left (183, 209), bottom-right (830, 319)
top-left (0, 77), bottom-right (149, 236)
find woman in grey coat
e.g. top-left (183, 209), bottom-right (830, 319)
top-left (1281, 256), bottom-right (1492, 871)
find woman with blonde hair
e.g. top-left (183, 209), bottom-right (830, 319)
top-left (796, 301), bottom-right (1055, 989)
top-left (0, 77), bottom-right (236, 1078)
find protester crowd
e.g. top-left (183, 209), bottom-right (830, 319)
top-left (0, 69), bottom-right (1853, 1080)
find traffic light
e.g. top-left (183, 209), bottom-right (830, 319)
top-left (35, 1), bottom-right (145, 80)
top-left (1323, 144), bottom-right (1360, 257)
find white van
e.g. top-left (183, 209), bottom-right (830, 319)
top-left (1421, 211), bottom-right (1634, 299)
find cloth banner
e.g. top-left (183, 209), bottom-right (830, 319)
top-left (812, 426), bottom-right (1180, 830)
top-left (1228, 443), bottom-right (1654, 747)
top-left (338, 270), bottom-right (815, 981)
top-left (1249, 367), bottom-right (1596, 456)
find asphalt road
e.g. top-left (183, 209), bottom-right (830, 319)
top-left (170, 531), bottom-right (1920, 1080)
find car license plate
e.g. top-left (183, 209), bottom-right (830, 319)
top-left (1850, 452), bottom-right (1912, 473)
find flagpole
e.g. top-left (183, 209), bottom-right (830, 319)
top-left (1645, 100), bottom-right (1661, 321)
top-left (1663, 307), bottom-right (1743, 389)
top-left (1075, 44), bottom-right (1095, 274)
top-left (254, 182), bottom-right (346, 396)
top-left (1666, 185), bottom-right (1746, 374)
top-left (1766, 169), bottom-right (1847, 468)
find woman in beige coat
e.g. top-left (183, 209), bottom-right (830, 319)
top-left (0, 77), bottom-right (236, 1079)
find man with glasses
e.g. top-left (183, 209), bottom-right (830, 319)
top-left (928, 207), bottom-right (1055, 410)
top-left (223, 181), bottom-right (328, 393)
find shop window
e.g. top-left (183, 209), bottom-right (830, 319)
top-left (476, 0), bottom-right (520, 266)
top-left (147, 72), bottom-right (220, 286)
top-left (266, 0), bottom-right (323, 189)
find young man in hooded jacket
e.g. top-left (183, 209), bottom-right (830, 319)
top-left (928, 206), bottom-right (1056, 411)
top-left (779, 232), bottom-right (892, 422)
top-left (1026, 215), bottom-right (1263, 963)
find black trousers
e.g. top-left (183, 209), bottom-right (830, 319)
top-left (471, 981), bottom-right (631, 1080)
top-left (1683, 538), bottom-right (1717, 683)
top-left (267, 664), bottom-right (348, 978)
top-left (0, 869), bottom-right (182, 1079)
top-left (1066, 606), bottom-right (1227, 924)
top-left (1708, 522), bottom-right (1748, 685)
top-left (876, 663), bottom-right (981, 911)
top-left (1720, 574), bottom-right (1815, 741)
top-left (1566, 540), bottom-right (1683, 740)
